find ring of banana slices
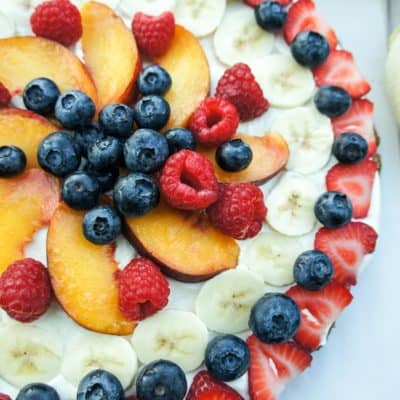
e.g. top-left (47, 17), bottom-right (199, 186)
top-left (0, 0), bottom-right (379, 399)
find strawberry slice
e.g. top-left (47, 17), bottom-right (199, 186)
top-left (245, 0), bottom-right (292, 6)
top-left (326, 159), bottom-right (377, 219)
top-left (315, 222), bottom-right (378, 286)
top-left (332, 99), bottom-right (377, 156)
top-left (313, 50), bottom-right (371, 98)
top-left (187, 371), bottom-right (243, 400)
top-left (283, 0), bottom-right (338, 48)
top-left (286, 282), bottom-right (353, 350)
top-left (247, 335), bottom-right (312, 400)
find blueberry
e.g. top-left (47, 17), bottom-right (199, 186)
top-left (113, 172), bottom-right (160, 217)
top-left (124, 129), bottom-right (169, 173)
top-left (88, 136), bottom-right (123, 170)
top-left (134, 95), bottom-right (170, 130)
top-left (205, 334), bottom-right (250, 382)
top-left (249, 293), bottom-right (301, 344)
top-left (23, 78), bottom-right (60, 116)
top-left (16, 383), bottom-right (60, 400)
top-left (291, 30), bottom-right (330, 68)
top-left (294, 250), bottom-right (334, 291)
top-left (55, 90), bottom-right (95, 129)
top-left (98, 103), bottom-right (135, 138)
top-left (37, 131), bottom-right (81, 177)
top-left (77, 369), bottom-right (124, 400)
top-left (332, 132), bottom-right (368, 164)
top-left (0, 145), bottom-right (26, 177)
top-left (314, 191), bottom-right (353, 228)
top-left (83, 205), bottom-right (122, 244)
top-left (314, 85), bottom-right (352, 118)
top-left (87, 164), bottom-right (120, 192)
top-left (136, 360), bottom-right (187, 400)
top-left (62, 171), bottom-right (100, 210)
top-left (255, 1), bottom-right (287, 33)
top-left (75, 124), bottom-right (105, 157)
top-left (216, 139), bottom-right (253, 172)
top-left (138, 65), bottom-right (172, 96)
top-left (165, 128), bottom-right (196, 154)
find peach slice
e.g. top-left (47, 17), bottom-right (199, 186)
top-left (0, 108), bottom-right (58, 168)
top-left (123, 201), bottom-right (240, 282)
top-left (155, 25), bottom-right (210, 130)
top-left (0, 169), bottom-right (59, 276)
top-left (200, 133), bottom-right (289, 184)
top-left (47, 203), bottom-right (135, 335)
top-left (81, 1), bottom-right (141, 110)
top-left (0, 36), bottom-right (97, 102)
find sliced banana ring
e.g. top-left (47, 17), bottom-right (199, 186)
top-left (119, 0), bottom-right (176, 17)
top-left (0, 324), bottom-right (62, 388)
top-left (266, 173), bottom-right (319, 237)
top-left (214, 5), bottom-right (274, 66)
top-left (195, 269), bottom-right (265, 334)
top-left (0, 11), bottom-right (15, 39)
top-left (61, 332), bottom-right (138, 389)
top-left (131, 310), bottom-right (208, 372)
top-left (386, 26), bottom-right (400, 127)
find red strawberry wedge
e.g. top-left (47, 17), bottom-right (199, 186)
top-left (332, 99), bottom-right (377, 157)
top-left (245, 0), bottom-right (292, 6)
top-left (284, 0), bottom-right (338, 48)
top-left (313, 50), bottom-right (371, 98)
top-left (286, 282), bottom-right (353, 350)
top-left (315, 222), bottom-right (378, 286)
top-left (326, 159), bottom-right (378, 218)
top-left (187, 371), bottom-right (243, 400)
top-left (247, 335), bottom-right (312, 400)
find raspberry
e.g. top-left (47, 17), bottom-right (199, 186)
top-left (118, 257), bottom-right (170, 321)
top-left (207, 183), bottom-right (267, 240)
top-left (0, 258), bottom-right (52, 323)
top-left (0, 395), bottom-right (11, 400)
top-left (160, 149), bottom-right (218, 210)
top-left (30, 0), bottom-right (82, 47)
top-left (0, 83), bottom-right (11, 107)
top-left (189, 97), bottom-right (239, 147)
top-left (132, 12), bottom-right (175, 57)
top-left (215, 63), bottom-right (269, 122)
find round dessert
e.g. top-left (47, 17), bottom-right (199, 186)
top-left (0, 0), bottom-right (379, 400)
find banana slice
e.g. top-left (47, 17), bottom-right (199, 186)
top-left (131, 310), bottom-right (208, 372)
top-left (61, 332), bottom-right (138, 389)
top-left (387, 27), bottom-right (400, 126)
top-left (0, 324), bottom-right (62, 388)
top-left (0, 11), bottom-right (15, 38)
top-left (195, 269), bottom-right (265, 334)
top-left (250, 54), bottom-right (316, 108)
top-left (175, 0), bottom-right (226, 38)
top-left (266, 173), bottom-right (319, 237)
top-left (119, 0), bottom-right (176, 17)
top-left (270, 106), bottom-right (334, 174)
top-left (245, 231), bottom-right (303, 287)
top-left (214, 6), bottom-right (274, 66)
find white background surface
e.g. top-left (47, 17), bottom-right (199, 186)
top-left (282, 0), bottom-right (400, 399)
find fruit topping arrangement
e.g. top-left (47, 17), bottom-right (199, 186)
top-left (0, 0), bottom-right (379, 399)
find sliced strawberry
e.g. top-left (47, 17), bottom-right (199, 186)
top-left (247, 335), bottom-right (312, 400)
top-left (283, 0), bottom-right (338, 48)
top-left (332, 99), bottom-right (377, 156)
top-left (187, 371), bottom-right (243, 400)
top-left (315, 222), bottom-right (378, 286)
top-left (313, 50), bottom-right (371, 98)
top-left (244, 0), bottom-right (292, 6)
top-left (286, 282), bottom-right (353, 350)
top-left (326, 160), bottom-right (377, 219)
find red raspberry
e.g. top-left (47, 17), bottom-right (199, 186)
top-left (0, 395), bottom-right (11, 400)
top-left (0, 258), bottom-right (52, 323)
top-left (160, 149), bottom-right (218, 210)
top-left (0, 83), bottom-right (11, 107)
top-left (215, 63), bottom-right (269, 122)
top-left (189, 97), bottom-right (239, 147)
top-left (30, 0), bottom-right (82, 47)
top-left (207, 183), bottom-right (267, 240)
top-left (132, 12), bottom-right (175, 57)
top-left (118, 257), bottom-right (170, 321)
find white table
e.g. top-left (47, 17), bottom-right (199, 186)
top-left (282, 1), bottom-right (400, 399)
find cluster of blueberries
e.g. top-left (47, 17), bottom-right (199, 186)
top-left (0, 64), bottom-right (253, 246)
